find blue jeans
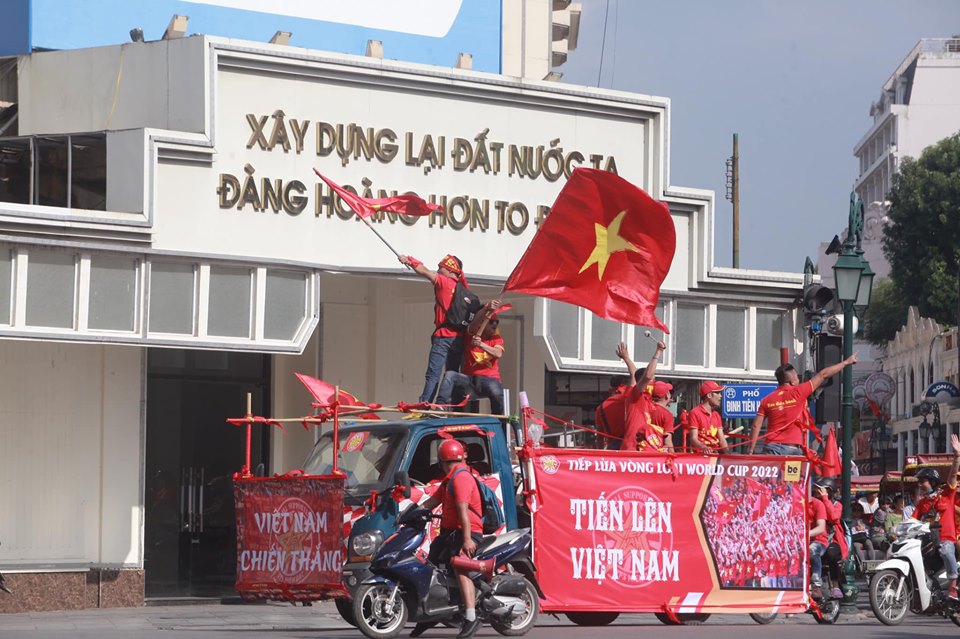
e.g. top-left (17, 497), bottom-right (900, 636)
top-left (765, 442), bottom-right (804, 456)
top-left (437, 371), bottom-right (504, 415)
top-left (419, 336), bottom-right (464, 403)
top-left (941, 540), bottom-right (959, 579)
top-left (810, 541), bottom-right (826, 585)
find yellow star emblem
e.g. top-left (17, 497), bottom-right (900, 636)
top-left (578, 209), bottom-right (640, 280)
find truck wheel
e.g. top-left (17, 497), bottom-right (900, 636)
top-left (749, 612), bottom-right (778, 624)
top-left (353, 583), bottom-right (408, 639)
top-left (564, 612), bottom-right (619, 626)
top-left (491, 578), bottom-right (540, 636)
top-left (654, 612), bottom-right (711, 625)
top-left (335, 597), bottom-right (357, 627)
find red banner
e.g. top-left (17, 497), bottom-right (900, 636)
top-left (529, 449), bottom-right (810, 614)
top-left (234, 475), bottom-right (345, 601)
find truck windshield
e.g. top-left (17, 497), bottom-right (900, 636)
top-left (301, 428), bottom-right (408, 501)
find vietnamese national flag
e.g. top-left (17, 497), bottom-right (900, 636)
top-left (313, 169), bottom-right (443, 219)
top-left (503, 168), bottom-right (675, 331)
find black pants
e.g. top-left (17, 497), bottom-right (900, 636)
top-left (428, 529), bottom-right (484, 566)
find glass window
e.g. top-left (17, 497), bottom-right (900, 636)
top-left (149, 262), bottom-right (195, 335)
top-left (208, 265), bottom-right (252, 338)
top-left (264, 270), bottom-right (307, 340)
top-left (26, 250), bottom-right (76, 328)
top-left (633, 302), bottom-right (666, 359)
top-left (35, 137), bottom-right (69, 208)
top-left (676, 303), bottom-right (705, 366)
top-left (0, 139), bottom-right (31, 205)
top-left (590, 314), bottom-right (621, 361)
top-left (755, 309), bottom-right (785, 370)
top-left (548, 300), bottom-right (580, 358)
top-left (716, 306), bottom-right (746, 369)
top-left (70, 135), bottom-right (107, 211)
top-left (89, 255), bottom-right (137, 331)
top-left (0, 248), bottom-right (11, 324)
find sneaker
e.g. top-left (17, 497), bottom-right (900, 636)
top-left (948, 586), bottom-right (959, 601)
top-left (810, 584), bottom-right (823, 600)
top-left (831, 588), bottom-right (843, 600)
top-left (456, 617), bottom-right (482, 639)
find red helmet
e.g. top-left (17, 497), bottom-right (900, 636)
top-left (438, 439), bottom-right (465, 462)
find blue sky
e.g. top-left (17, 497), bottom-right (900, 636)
top-left (561, 0), bottom-right (960, 273)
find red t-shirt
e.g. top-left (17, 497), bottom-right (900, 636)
top-left (463, 334), bottom-right (503, 378)
top-left (595, 386), bottom-right (628, 440)
top-left (623, 384), bottom-right (660, 451)
top-left (438, 463), bottom-right (484, 533)
top-left (758, 382), bottom-right (814, 446)
top-left (915, 484), bottom-right (958, 541)
top-left (432, 274), bottom-right (460, 338)
top-left (808, 497), bottom-right (829, 545)
top-left (652, 404), bottom-right (676, 434)
top-left (688, 404), bottom-right (723, 450)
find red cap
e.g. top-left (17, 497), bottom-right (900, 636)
top-left (699, 381), bottom-right (725, 397)
top-left (652, 381), bottom-right (673, 398)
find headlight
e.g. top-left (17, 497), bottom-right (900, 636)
top-left (351, 531), bottom-right (383, 558)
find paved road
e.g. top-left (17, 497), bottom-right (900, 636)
top-left (0, 601), bottom-right (956, 639)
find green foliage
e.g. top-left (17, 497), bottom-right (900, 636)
top-left (882, 132), bottom-right (960, 327)
top-left (861, 278), bottom-right (909, 345)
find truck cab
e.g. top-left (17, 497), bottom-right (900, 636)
top-left (299, 416), bottom-right (520, 604)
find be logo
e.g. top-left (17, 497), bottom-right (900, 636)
top-left (783, 461), bottom-right (801, 482)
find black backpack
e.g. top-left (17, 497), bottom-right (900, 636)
top-left (440, 281), bottom-right (483, 330)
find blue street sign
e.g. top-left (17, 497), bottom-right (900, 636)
top-left (721, 384), bottom-right (778, 419)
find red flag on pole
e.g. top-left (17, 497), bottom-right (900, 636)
top-left (820, 426), bottom-right (841, 478)
top-left (313, 169), bottom-right (443, 219)
top-left (295, 373), bottom-right (381, 420)
top-left (503, 168), bottom-right (675, 331)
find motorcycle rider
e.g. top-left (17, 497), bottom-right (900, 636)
top-left (415, 439), bottom-right (484, 638)
top-left (914, 433), bottom-right (960, 601)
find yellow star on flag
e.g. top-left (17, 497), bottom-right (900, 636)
top-left (578, 209), bottom-right (641, 280)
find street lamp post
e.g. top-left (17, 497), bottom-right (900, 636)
top-left (832, 193), bottom-right (871, 613)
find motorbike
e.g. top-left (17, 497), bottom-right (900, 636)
top-left (749, 578), bottom-right (841, 625)
top-left (869, 518), bottom-right (960, 626)
top-left (352, 506), bottom-right (543, 639)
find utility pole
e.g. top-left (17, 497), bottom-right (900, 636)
top-left (725, 133), bottom-right (740, 268)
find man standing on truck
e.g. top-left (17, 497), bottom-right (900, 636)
top-left (650, 381), bottom-right (676, 452)
top-left (594, 375), bottom-right (629, 449)
top-left (436, 301), bottom-right (506, 414)
top-left (416, 439), bottom-right (485, 638)
top-left (688, 381), bottom-right (728, 453)
top-left (399, 253), bottom-right (474, 404)
top-left (617, 339), bottom-right (668, 452)
top-left (747, 355), bottom-right (858, 455)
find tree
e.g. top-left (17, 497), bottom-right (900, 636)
top-left (861, 278), bottom-right (909, 345)
top-left (883, 132), bottom-right (960, 328)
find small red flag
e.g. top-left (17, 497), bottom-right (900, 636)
top-left (820, 426), bottom-right (841, 478)
top-left (503, 168), bottom-right (675, 331)
top-left (294, 373), bottom-right (381, 420)
top-left (313, 169), bottom-right (443, 219)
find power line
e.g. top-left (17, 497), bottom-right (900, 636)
top-left (597, 0), bottom-right (611, 87)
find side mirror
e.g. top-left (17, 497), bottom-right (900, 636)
top-left (395, 471), bottom-right (412, 499)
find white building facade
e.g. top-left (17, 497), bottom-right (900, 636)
top-left (0, 33), bottom-right (804, 611)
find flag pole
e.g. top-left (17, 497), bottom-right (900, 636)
top-left (357, 214), bottom-right (403, 260)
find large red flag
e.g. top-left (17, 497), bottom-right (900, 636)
top-left (820, 426), bottom-right (841, 478)
top-left (313, 169), bottom-right (443, 219)
top-left (503, 168), bottom-right (675, 331)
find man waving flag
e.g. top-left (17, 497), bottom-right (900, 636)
top-left (504, 168), bottom-right (675, 331)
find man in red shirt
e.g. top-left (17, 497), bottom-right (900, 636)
top-left (436, 307), bottom-right (506, 414)
top-left (688, 381), bottom-right (728, 452)
top-left (808, 487), bottom-right (830, 599)
top-left (419, 439), bottom-right (485, 638)
top-left (399, 254), bottom-right (471, 404)
top-left (747, 354), bottom-right (858, 456)
top-left (618, 339), bottom-right (667, 452)
top-left (650, 381), bottom-right (676, 453)
top-left (914, 434), bottom-right (960, 600)
top-left (595, 376), bottom-right (629, 449)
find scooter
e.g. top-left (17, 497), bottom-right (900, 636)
top-left (869, 518), bottom-right (960, 626)
top-left (749, 574), bottom-right (841, 625)
top-left (352, 506), bottom-right (543, 639)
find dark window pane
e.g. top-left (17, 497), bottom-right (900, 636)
top-left (35, 137), bottom-right (68, 207)
top-left (0, 138), bottom-right (31, 204)
top-left (71, 135), bottom-right (106, 211)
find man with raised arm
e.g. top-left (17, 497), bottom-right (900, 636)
top-left (617, 339), bottom-right (667, 452)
